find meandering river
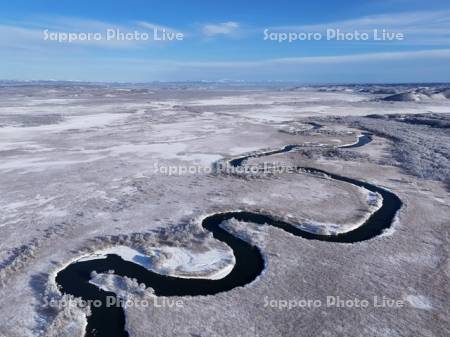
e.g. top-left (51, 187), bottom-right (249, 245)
top-left (55, 131), bottom-right (399, 337)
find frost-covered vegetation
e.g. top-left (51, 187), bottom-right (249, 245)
top-left (0, 83), bottom-right (448, 337)
top-left (332, 113), bottom-right (450, 189)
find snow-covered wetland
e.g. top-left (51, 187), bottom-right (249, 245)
top-left (0, 83), bottom-right (449, 337)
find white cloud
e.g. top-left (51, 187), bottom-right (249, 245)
top-left (150, 48), bottom-right (450, 68)
top-left (3, 48), bottom-right (450, 82)
top-left (136, 21), bottom-right (183, 35)
top-left (270, 10), bottom-right (450, 45)
top-left (201, 21), bottom-right (240, 37)
top-left (0, 17), bottom-right (184, 51)
top-left (104, 49), bottom-right (450, 82)
top-left (268, 49), bottom-right (450, 64)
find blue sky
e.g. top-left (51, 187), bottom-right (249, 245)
top-left (1, 0), bottom-right (450, 83)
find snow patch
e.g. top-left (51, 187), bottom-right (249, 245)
top-left (404, 295), bottom-right (433, 310)
top-left (293, 188), bottom-right (383, 235)
top-left (78, 245), bottom-right (235, 280)
top-left (0, 113), bottom-right (126, 138)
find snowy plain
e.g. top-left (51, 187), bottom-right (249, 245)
top-left (0, 83), bottom-right (448, 337)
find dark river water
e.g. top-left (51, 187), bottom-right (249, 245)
top-left (55, 132), bottom-right (399, 337)
top-left (339, 132), bottom-right (373, 149)
top-left (229, 132), bottom-right (373, 167)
